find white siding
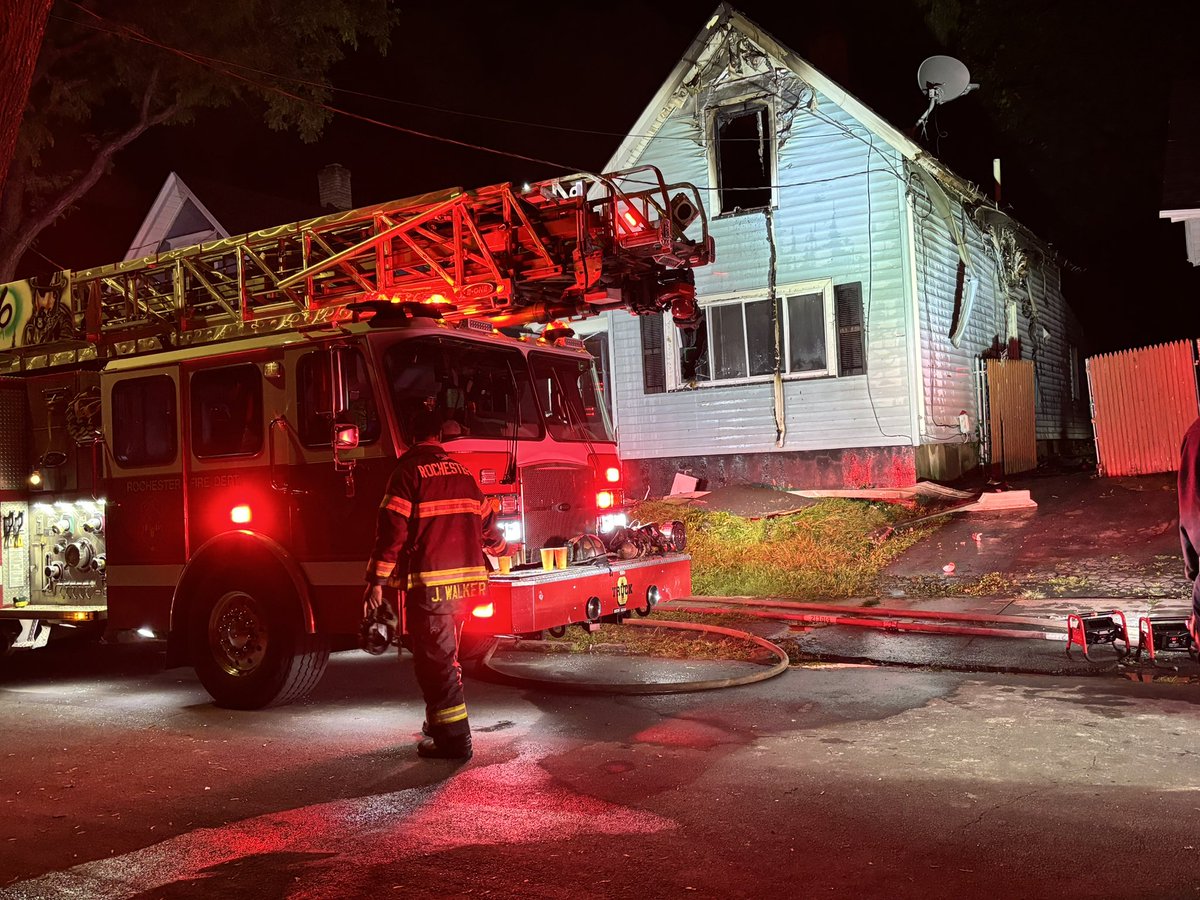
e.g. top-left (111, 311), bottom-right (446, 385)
top-left (911, 174), bottom-right (1090, 442)
top-left (612, 75), bottom-right (916, 461)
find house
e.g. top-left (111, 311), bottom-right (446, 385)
top-left (578, 4), bottom-right (1091, 495)
top-left (1160, 79), bottom-right (1200, 265)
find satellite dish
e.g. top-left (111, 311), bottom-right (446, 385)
top-left (914, 55), bottom-right (979, 133)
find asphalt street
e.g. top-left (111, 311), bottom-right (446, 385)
top-left (3, 640), bottom-right (1200, 899)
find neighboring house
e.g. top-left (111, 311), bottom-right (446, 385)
top-left (1160, 79), bottom-right (1200, 265)
top-left (587, 4), bottom-right (1090, 494)
top-left (124, 172), bottom-right (230, 261)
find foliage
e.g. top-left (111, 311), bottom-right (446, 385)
top-left (1, 0), bottom-right (399, 279)
top-left (633, 498), bottom-right (941, 600)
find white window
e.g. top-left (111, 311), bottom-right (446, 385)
top-left (666, 279), bottom-right (838, 388)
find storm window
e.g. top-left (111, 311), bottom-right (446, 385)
top-left (714, 104), bottom-right (772, 214)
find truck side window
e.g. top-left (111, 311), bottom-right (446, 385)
top-left (111, 375), bottom-right (177, 466)
top-left (191, 364), bottom-right (263, 458)
top-left (297, 350), bottom-right (381, 447)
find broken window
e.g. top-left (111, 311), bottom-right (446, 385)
top-left (677, 284), bottom-right (843, 386)
top-left (714, 104), bottom-right (772, 214)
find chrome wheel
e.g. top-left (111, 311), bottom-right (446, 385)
top-left (209, 591), bottom-right (268, 676)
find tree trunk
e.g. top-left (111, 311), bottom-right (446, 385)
top-left (0, 0), bottom-right (53, 208)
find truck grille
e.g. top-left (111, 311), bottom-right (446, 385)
top-left (520, 464), bottom-right (593, 563)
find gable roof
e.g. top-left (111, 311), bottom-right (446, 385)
top-left (605, 4), bottom-right (1061, 262)
top-left (124, 172), bottom-right (230, 261)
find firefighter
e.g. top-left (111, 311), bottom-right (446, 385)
top-left (363, 402), bottom-right (507, 760)
top-left (1179, 417), bottom-right (1200, 643)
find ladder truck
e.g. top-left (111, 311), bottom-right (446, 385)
top-left (0, 165), bottom-right (713, 708)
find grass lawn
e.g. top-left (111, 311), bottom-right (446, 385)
top-left (634, 497), bottom-right (944, 599)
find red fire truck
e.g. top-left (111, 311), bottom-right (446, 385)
top-left (0, 165), bottom-right (712, 708)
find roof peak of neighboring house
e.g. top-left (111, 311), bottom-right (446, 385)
top-left (124, 172), bottom-right (230, 262)
top-left (606, 3), bottom-right (1062, 264)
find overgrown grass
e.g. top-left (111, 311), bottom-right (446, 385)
top-left (633, 498), bottom-right (944, 600)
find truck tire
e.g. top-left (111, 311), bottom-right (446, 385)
top-left (189, 571), bottom-right (329, 709)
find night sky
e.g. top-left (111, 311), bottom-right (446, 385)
top-left (26, 0), bottom-right (1200, 353)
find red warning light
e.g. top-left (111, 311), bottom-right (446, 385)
top-left (596, 491), bottom-right (615, 510)
top-left (230, 505), bottom-right (253, 524)
top-left (472, 603), bottom-right (494, 619)
top-left (605, 466), bottom-right (621, 483)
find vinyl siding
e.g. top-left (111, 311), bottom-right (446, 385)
top-left (611, 75), bottom-right (916, 460)
top-left (910, 173), bottom-right (1091, 442)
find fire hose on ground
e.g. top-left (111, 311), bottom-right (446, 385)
top-left (478, 618), bottom-right (790, 694)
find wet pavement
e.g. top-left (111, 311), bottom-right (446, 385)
top-left (5, 641), bottom-right (1200, 898)
top-left (879, 470), bottom-right (1188, 601)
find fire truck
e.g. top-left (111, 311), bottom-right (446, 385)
top-left (0, 165), bottom-right (713, 708)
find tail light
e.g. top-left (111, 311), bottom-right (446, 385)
top-left (596, 490), bottom-right (616, 510)
top-left (604, 466), bottom-right (621, 483)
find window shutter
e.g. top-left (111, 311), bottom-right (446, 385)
top-left (640, 314), bottom-right (666, 394)
top-left (835, 282), bottom-right (866, 377)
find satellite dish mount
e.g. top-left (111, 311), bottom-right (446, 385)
top-left (914, 55), bottom-right (979, 135)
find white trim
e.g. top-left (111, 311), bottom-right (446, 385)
top-left (125, 173), bottom-right (230, 262)
top-left (902, 177), bottom-right (927, 442)
top-left (1159, 208), bottom-right (1200, 221)
top-left (666, 278), bottom-right (836, 390)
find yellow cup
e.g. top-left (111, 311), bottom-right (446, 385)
top-left (497, 554), bottom-right (512, 575)
top-left (553, 547), bottom-right (568, 569)
top-left (540, 548), bottom-right (556, 571)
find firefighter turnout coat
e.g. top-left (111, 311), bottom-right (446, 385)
top-left (365, 441), bottom-right (508, 608)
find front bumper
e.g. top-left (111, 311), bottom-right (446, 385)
top-left (466, 553), bottom-right (691, 634)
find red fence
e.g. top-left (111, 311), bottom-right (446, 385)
top-left (1087, 340), bottom-right (1198, 477)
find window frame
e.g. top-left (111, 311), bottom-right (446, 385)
top-left (295, 347), bottom-right (382, 449)
top-left (706, 96), bottom-right (778, 218)
top-left (110, 373), bottom-right (179, 468)
top-left (665, 278), bottom-right (837, 390)
top-left (189, 362), bottom-right (265, 460)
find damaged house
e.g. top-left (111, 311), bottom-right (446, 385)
top-left (582, 5), bottom-right (1090, 494)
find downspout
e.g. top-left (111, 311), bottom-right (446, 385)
top-left (766, 207), bottom-right (785, 447)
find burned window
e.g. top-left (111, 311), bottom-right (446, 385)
top-left (112, 375), bottom-right (177, 467)
top-left (680, 287), bottom-right (838, 385)
top-left (715, 104), bottom-right (772, 214)
top-left (190, 364), bottom-right (263, 459)
top-left (297, 349), bottom-right (381, 448)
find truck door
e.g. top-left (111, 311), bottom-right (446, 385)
top-left (282, 342), bottom-right (393, 619)
top-left (102, 365), bottom-right (185, 633)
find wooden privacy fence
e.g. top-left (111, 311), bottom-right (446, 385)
top-left (984, 359), bottom-right (1037, 475)
top-left (1087, 340), bottom-right (1199, 477)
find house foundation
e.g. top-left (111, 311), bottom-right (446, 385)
top-left (626, 446), bottom-right (919, 499)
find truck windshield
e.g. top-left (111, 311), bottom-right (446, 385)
top-left (529, 351), bottom-right (614, 443)
top-left (384, 337), bottom-right (541, 442)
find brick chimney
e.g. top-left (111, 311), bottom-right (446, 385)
top-left (318, 163), bottom-right (352, 211)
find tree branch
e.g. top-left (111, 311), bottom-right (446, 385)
top-left (0, 72), bottom-right (177, 280)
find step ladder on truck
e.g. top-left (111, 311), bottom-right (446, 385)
top-left (0, 165), bottom-right (714, 708)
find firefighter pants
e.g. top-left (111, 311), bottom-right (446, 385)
top-left (405, 601), bottom-right (470, 742)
